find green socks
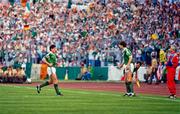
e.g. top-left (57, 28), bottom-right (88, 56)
top-left (125, 82), bottom-right (130, 93)
top-left (129, 82), bottom-right (134, 93)
top-left (40, 81), bottom-right (49, 88)
top-left (54, 84), bottom-right (61, 95)
top-left (126, 82), bottom-right (134, 93)
top-left (39, 82), bottom-right (62, 95)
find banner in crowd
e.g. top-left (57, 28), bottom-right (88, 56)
top-left (108, 66), bottom-right (124, 81)
top-left (108, 66), bottom-right (147, 81)
top-left (30, 64), bottom-right (47, 80)
top-left (30, 64), bottom-right (41, 80)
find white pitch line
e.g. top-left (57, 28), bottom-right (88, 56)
top-left (1, 84), bottom-right (180, 103)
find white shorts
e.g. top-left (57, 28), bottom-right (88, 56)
top-left (123, 63), bottom-right (134, 73)
top-left (47, 67), bottom-right (56, 76)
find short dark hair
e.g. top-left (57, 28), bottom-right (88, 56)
top-left (50, 45), bottom-right (56, 51)
top-left (136, 61), bottom-right (142, 66)
top-left (119, 41), bottom-right (127, 47)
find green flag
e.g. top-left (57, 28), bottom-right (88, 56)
top-left (81, 31), bottom-right (88, 37)
top-left (31, 30), bottom-right (37, 38)
top-left (26, 2), bottom-right (31, 11)
top-left (12, 34), bottom-right (18, 41)
top-left (67, 0), bottom-right (72, 9)
top-left (9, 0), bottom-right (15, 6)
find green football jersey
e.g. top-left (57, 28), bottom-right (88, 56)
top-left (122, 48), bottom-right (132, 65)
top-left (44, 52), bottom-right (57, 67)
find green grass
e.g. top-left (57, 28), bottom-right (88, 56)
top-left (0, 85), bottom-right (180, 114)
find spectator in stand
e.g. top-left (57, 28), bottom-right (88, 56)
top-left (0, 64), bottom-right (4, 82)
top-left (159, 48), bottom-right (166, 65)
top-left (3, 66), bottom-right (17, 83)
top-left (157, 62), bottom-right (164, 83)
top-left (88, 45), bottom-right (96, 67)
top-left (149, 55), bottom-right (159, 84)
top-left (78, 63), bottom-right (91, 80)
top-left (15, 66), bottom-right (27, 83)
top-left (144, 64), bottom-right (152, 83)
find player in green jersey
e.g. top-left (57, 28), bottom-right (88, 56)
top-left (36, 45), bottom-right (63, 96)
top-left (118, 41), bottom-right (135, 97)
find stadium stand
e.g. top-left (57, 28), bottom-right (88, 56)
top-left (0, 0), bottom-right (179, 82)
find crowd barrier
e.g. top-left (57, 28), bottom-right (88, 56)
top-left (26, 63), bottom-right (180, 82)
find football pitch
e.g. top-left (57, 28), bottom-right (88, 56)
top-left (0, 84), bottom-right (180, 114)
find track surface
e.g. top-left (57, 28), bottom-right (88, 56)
top-left (1, 82), bottom-right (179, 97)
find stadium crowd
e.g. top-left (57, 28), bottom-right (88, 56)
top-left (0, 64), bottom-right (27, 83)
top-left (0, 0), bottom-right (179, 82)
